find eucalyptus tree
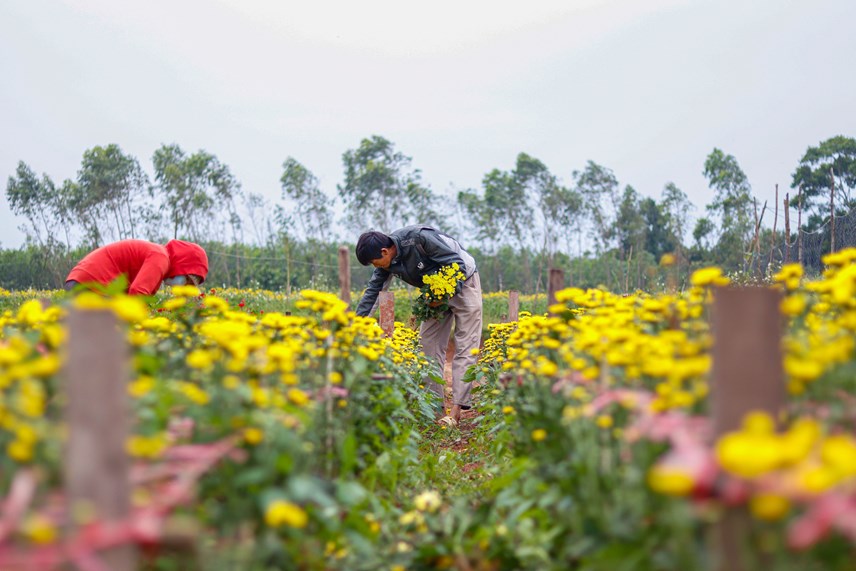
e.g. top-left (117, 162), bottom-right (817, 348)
top-left (790, 135), bottom-right (856, 230)
top-left (457, 165), bottom-right (527, 289)
top-left (573, 161), bottom-right (621, 254)
top-left (702, 148), bottom-right (754, 270)
top-left (152, 144), bottom-right (242, 242)
top-left (660, 182), bottom-right (693, 259)
top-left (280, 156), bottom-right (336, 284)
top-left (458, 153), bottom-right (574, 255)
top-left (73, 144), bottom-right (150, 244)
top-left (457, 153), bottom-right (575, 291)
top-left (640, 197), bottom-right (676, 261)
top-left (6, 161), bottom-right (55, 245)
top-left (553, 185), bottom-right (584, 260)
top-left (457, 169), bottom-right (519, 252)
top-left (6, 161), bottom-right (75, 248)
top-left (514, 153), bottom-right (569, 262)
top-left (692, 217), bottom-right (715, 261)
top-left (280, 157), bottom-right (333, 243)
top-left (615, 185), bottom-right (646, 260)
top-left (338, 135), bottom-right (440, 233)
top-left (242, 192), bottom-right (276, 247)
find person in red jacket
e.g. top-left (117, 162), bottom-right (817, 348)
top-left (65, 239), bottom-right (209, 295)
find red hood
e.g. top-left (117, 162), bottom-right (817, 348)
top-left (166, 240), bottom-right (208, 283)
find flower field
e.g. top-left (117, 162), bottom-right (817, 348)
top-left (1, 252), bottom-right (855, 570)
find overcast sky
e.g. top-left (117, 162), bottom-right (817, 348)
top-left (2, 0), bottom-right (855, 247)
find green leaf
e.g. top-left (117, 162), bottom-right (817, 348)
top-left (233, 466), bottom-right (269, 487)
top-left (288, 475), bottom-right (335, 508)
top-left (258, 487), bottom-right (289, 510)
top-left (341, 431), bottom-right (357, 475)
top-left (335, 481), bottom-right (367, 506)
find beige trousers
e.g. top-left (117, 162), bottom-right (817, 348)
top-left (420, 272), bottom-right (483, 408)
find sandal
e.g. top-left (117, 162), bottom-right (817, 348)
top-left (437, 415), bottom-right (458, 428)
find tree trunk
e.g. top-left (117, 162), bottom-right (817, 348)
top-left (829, 168), bottom-right (836, 254)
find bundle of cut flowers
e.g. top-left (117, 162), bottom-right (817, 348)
top-left (412, 263), bottom-right (466, 322)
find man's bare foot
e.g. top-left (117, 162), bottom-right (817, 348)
top-left (449, 405), bottom-right (462, 423)
top-left (437, 404), bottom-right (463, 428)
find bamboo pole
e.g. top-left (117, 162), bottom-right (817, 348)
top-left (797, 185), bottom-right (803, 265)
top-left (768, 184), bottom-right (778, 269)
top-left (784, 193), bottom-right (790, 264)
top-left (751, 199), bottom-right (767, 277)
top-left (752, 198), bottom-right (759, 276)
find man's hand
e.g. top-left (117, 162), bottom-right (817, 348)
top-left (428, 301), bottom-right (443, 308)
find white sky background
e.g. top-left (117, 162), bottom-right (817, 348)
top-left (1, 0), bottom-right (855, 247)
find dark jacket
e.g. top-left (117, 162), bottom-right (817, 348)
top-left (355, 226), bottom-right (477, 316)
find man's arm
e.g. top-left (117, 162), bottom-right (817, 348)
top-left (419, 230), bottom-right (467, 271)
top-left (128, 252), bottom-right (170, 295)
top-left (355, 268), bottom-right (392, 317)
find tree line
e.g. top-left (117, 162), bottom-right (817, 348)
top-left (3, 135), bottom-right (855, 292)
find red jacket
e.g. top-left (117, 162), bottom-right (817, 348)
top-left (66, 240), bottom-right (208, 295)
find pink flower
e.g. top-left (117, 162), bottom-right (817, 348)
top-left (787, 494), bottom-right (845, 550)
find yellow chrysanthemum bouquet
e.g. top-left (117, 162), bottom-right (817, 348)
top-left (412, 263), bottom-right (466, 322)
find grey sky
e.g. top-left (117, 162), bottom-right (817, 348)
top-left (2, 0), bottom-right (855, 247)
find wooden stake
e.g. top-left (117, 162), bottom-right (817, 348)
top-left (338, 246), bottom-right (351, 304)
top-left (548, 268), bottom-right (564, 315)
top-left (711, 286), bottom-right (786, 435)
top-left (379, 291), bottom-right (394, 337)
top-left (64, 308), bottom-right (136, 570)
top-left (710, 286), bottom-right (786, 571)
top-left (508, 290), bottom-right (519, 323)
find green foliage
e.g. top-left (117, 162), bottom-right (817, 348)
top-left (574, 160), bottom-right (621, 253)
top-left (791, 135), bottom-right (856, 222)
top-left (152, 144), bottom-right (243, 242)
top-left (616, 185), bottom-right (646, 260)
top-left (6, 134), bottom-right (856, 292)
top-left (702, 148), bottom-right (754, 270)
top-left (338, 135), bottom-right (441, 233)
top-left (5, 161), bottom-right (71, 249)
top-left (75, 144), bottom-right (151, 245)
top-left (0, 240), bottom-right (695, 298)
top-left (280, 157), bottom-right (333, 243)
top-left (661, 182), bottom-right (693, 250)
top-left (458, 153), bottom-right (581, 293)
top-left (410, 264), bottom-right (468, 323)
top-left (788, 136), bottom-right (856, 269)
